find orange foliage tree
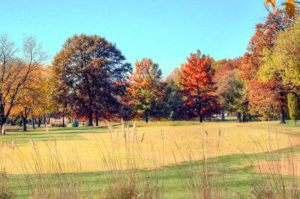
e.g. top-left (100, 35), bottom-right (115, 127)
top-left (0, 35), bottom-right (45, 134)
top-left (126, 59), bottom-right (165, 123)
top-left (10, 65), bottom-right (52, 131)
top-left (240, 10), bottom-right (291, 122)
top-left (180, 50), bottom-right (218, 123)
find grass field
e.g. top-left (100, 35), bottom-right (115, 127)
top-left (1, 121), bottom-right (300, 198)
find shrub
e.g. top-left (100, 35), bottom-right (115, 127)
top-left (72, 119), bottom-right (79, 127)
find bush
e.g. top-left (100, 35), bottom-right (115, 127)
top-left (72, 119), bottom-right (79, 127)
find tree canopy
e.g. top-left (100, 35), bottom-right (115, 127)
top-left (126, 58), bottom-right (165, 122)
top-left (180, 50), bottom-right (218, 123)
top-left (53, 34), bottom-right (131, 126)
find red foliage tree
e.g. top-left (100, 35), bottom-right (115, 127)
top-left (180, 50), bottom-right (218, 123)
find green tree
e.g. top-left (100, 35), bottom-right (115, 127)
top-left (287, 93), bottom-right (300, 125)
top-left (221, 72), bottom-right (247, 122)
top-left (213, 59), bottom-right (248, 122)
top-left (163, 80), bottom-right (184, 120)
top-left (53, 34), bottom-right (131, 126)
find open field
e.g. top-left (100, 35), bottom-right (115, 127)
top-left (1, 121), bottom-right (300, 198)
top-left (1, 121), bottom-right (299, 174)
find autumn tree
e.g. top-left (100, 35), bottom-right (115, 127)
top-left (53, 34), bottom-right (131, 126)
top-left (260, 15), bottom-right (300, 124)
top-left (126, 59), bottom-right (165, 123)
top-left (240, 10), bottom-right (292, 123)
top-left (180, 50), bottom-right (218, 123)
top-left (214, 59), bottom-right (247, 122)
top-left (0, 35), bottom-right (45, 134)
top-left (11, 65), bottom-right (52, 131)
top-left (260, 15), bottom-right (300, 85)
top-left (29, 66), bottom-right (53, 128)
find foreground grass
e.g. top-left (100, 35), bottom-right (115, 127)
top-left (1, 120), bottom-right (300, 198)
top-left (1, 121), bottom-right (296, 174)
top-left (6, 146), bottom-right (300, 198)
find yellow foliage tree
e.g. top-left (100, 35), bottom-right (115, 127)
top-left (0, 35), bottom-right (45, 134)
top-left (10, 65), bottom-right (52, 131)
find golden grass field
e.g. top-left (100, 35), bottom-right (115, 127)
top-left (0, 122), bottom-right (298, 175)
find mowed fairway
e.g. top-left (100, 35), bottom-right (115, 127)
top-left (0, 121), bottom-right (299, 175)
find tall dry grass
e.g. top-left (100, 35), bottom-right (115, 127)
top-left (0, 121), bottom-right (163, 198)
top-left (98, 121), bottom-right (163, 199)
top-left (0, 122), bottom-right (299, 198)
top-left (186, 130), bottom-right (232, 199)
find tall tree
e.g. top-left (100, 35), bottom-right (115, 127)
top-left (0, 35), bottom-right (45, 135)
top-left (180, 50), bottom-right (218, 123)
top-left (53, 34), bottom-right (131, 126)
top-left (126, 59), bottom-right (165, 123)
top-left (240, 10), bottom-right (291, 123)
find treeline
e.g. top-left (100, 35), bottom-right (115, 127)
top-left (0, 10), bottom-right (299, 133)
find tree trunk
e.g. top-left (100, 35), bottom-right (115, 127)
top-left (221, 108), bottom-right (225, 121)
top-left (32, 116), bottom-right (36, 129)
top-left (95, 114), bottom-right (99, 126)
top-left (88, 111), bottom-right (93, 126)
top-left (242, 113), bottom-right (247, 122)
top-left (0, 92), bottom-right (6, 135)
top-left (38, 116), bottom-right (41, 128)
top-left (199, 115), bottom-right (204, 123)
top-left (62, 112), bottom-right (65, 127)
top-left (237, 113), bottom-right (242, 123)
top-left (0, 125), bottom-right (5, 135)
top-left (23, 116), bottom-right (27, 132)
top-left (44, 114), bottom-right (47, 127)
top-left (280, 107), bottom-right (286, 124)
top-left (280, 91), bottom-right (286, 124)
top-left (145, 110), bottom-right (149, 123)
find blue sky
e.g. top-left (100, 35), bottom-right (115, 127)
top-left (0, 0), bottom-right (270, 76)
